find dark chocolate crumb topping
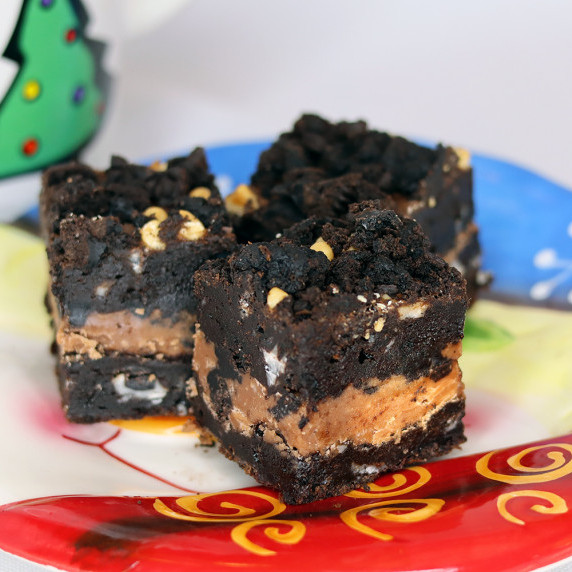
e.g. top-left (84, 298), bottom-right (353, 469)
top-left (41, 148), bottom-right (223, 235)
top-left (221, 201), bottom-right (465, 318)
top-left (252, 114), bottom-right (438, 197)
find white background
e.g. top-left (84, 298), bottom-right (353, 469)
top-left (85, 0), bottom-right (572, 190)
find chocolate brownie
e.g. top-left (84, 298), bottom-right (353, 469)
top-left (229, 114), bottom-right (487, 301)
top-left (192, 200), bottom-right (468, 504)
top-left (41, 149), bottom-right (236, 422)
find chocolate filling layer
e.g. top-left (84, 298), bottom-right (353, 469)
top-left (56, 310), bottom-right (196, 359)
top-left (193, 329), bottom-right (464, 457)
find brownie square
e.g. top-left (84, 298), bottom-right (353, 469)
top-left (41, 149), bottom-right (236, 422)
top-left (192, 200), bottom-right (468, 504)
top-left (229, 114), bottom-right (487, 302)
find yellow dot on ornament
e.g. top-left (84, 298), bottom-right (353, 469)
top-left (23, 80), bottom-right (41, 101)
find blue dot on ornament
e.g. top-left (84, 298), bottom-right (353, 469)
top-left (73, 85), bottom-right (86, 104)
top-left (41, 0), bottom-right (54, 7)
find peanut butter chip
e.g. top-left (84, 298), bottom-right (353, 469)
top-left (141, 207), bottom-right (168, 250)
top-left (189, 186), bottom-right (212, 199)
top-left (310, 237), bottom-right (334, 261)
top-left (267, 287), bottom-right (289, 309)
top-left (454, 147), bottom-right (471, 170)
top-left (374, 317), bottom-right (386, 332)
top-left (225, 184), bottom-right (260, 216)
top-left (140, 220), bottom-right (165, 250)
top-left (178, 210), bottom-right (206, 241)
top-left (143, 206), bottom-right (168, 222)
top-left (149, 160), bottom-right (168, 172)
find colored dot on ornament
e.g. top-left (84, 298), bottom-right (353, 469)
top-left (73, 85), bottom-right (86, 104)
top-left (22, 138), bottom-right (39, 157)
top-left (23, 80), bottom-right (41, 101)
top-left (41, 0), bottom-right (54, 7)
top-left (65, 28), bottom-right (77, 43)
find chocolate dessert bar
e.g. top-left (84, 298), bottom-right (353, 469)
top-left (41, 149), bottom-right (235, 422)
top-left (192, 200), bottom-right (468, 504)
top-left (229, 114), bottom-right (487, 301)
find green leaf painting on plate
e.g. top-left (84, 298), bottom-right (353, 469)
top-left (463, 316), bottom-right (514, 352)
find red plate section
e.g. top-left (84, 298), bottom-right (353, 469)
top-left (2, 433), bottom-right (572, 571)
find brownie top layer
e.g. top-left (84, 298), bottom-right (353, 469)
top-left (41, 148), bottom-right (221, 236)
top-left (251, 114), bottom-right (440, 198)
top-left (204, 201), bottom-right (466, 323)
top-left (234, 171), bottom-right (398, 243)
top-left (42, 149), bottom-right (236, 325)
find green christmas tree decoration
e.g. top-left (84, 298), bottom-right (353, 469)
top-left (0, 0), bottom-right (110, 178)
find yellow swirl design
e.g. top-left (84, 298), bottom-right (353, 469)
top-left (497, 490), bottom-right (568, 526)
top-left (154, 490), bottom-right (285, 522)
top-left (345, 466), bottom-right (432, 499)
top-left (154, 491), bottom-right (306, 556)
top-left (476, 444), bottom-right (572, 484)
top-left (340, 499), bottom-right (445, 541)
top-left (230, 519), bottom-right (306, 556)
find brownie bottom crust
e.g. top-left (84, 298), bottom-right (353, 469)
top-left (194, 398), bottom-right (465, 505)
top-left (59, 354), bottom-right (191, 423)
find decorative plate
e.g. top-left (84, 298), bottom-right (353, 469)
top-left (0, 142), bottom-right (571, 571)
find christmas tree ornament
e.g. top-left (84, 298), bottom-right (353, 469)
top-left (0, 0), bottom-right (109, 179)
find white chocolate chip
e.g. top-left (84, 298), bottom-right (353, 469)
top-left (134, 308), bottom-right (145, 316)
top-left (428, 197), bottom-right (437, 208)
top-left (397, 301), bottom-right (428, 319)
top-left (178, 210), bottom-right (207, 241)
top-left (374, 317), bottom-right (386, 332)
top-left (310, 237), bottom-right (334, 261)
top-left (189, 186), bottom-right (212, 199)
top-left (129, 249), bottom-right (143, 273)
top-left (225, 184), bottom-right (260, 216)
top-left (357, 295), bottom-right (367, 303)
top-left (267, 287), bottom-right (289, 309)
top-left (95, 281), bottom-right (113, 298)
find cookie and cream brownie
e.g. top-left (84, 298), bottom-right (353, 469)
top-left (229, 113), bottom-right (486, 301)
top-left (192, 200), bottom-right (468, 504)
top-left (41, 149), bottom-right (236, 422)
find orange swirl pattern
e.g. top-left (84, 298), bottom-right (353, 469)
top-left (476, 444), bottom-right (572, 484)
top-left (341, 466), bottom-right (443, 540)
top-left (345, 466), bottom-right (432, 499)
top-left (497, 490), bottom-right (568, 526)
top-left (341, 499), bottom-right (444, 541)
top-left (231, 520), bottom-right (306, 556)
top-left (476, 444), bottom-right (572, 527)
top-left (154, 490), bottom-right (306, 556)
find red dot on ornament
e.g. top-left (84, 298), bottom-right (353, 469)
top-left (65, 28), bottom-right (77, 43)
top-left (22, 138), bottom-right (39, 157)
